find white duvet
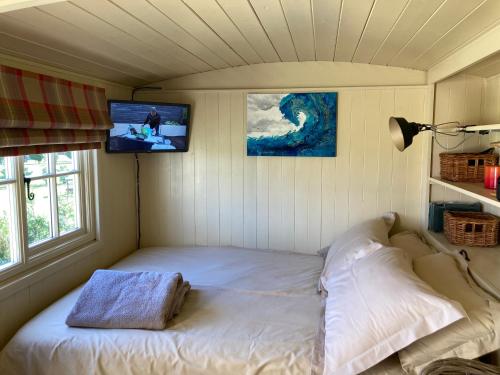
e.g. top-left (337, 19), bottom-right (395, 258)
top-left (0, 247), bottom-right (324, 375)
top-left (0, 246), bottom-right (407, 375)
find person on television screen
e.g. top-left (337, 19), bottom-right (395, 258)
top-left (144, 107), bottom-right (161, 136)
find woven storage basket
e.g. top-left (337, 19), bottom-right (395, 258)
top-left (440, 151), bottom-right (498, 182)
top-left (444, 211), bottom-right (499, 247)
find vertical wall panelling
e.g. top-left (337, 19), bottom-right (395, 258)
top-left (482, 75), bottom-right (500, 125)
top-left (294, 158), bottom-right (309, 252)
top-left (206, 93), bottom-right (221, 246)
top-left (230, 92), bottom-right (245, 247)
top-left (392, 88), bottom-right (412, 218)
top-left (180, 93), bottom-right (197, 246)
top-left (419, 84), bottom-right (434, 231)
top-left (308, 160), bottom-right (322, 253)
top-left (169, 154), bottom-right (183, 245)
top-left (140, 86), bottom-right (430, 254)
top-left (281, 158), bottom-right (295, 250)
top-left (377, 89), bottom-right (396, 214)
top-left (243, 93), bottom-right (258, 249)
top-left (194, 94), bottom-right (208, 246)
top-left (405, 88), bottom-right (427, 229)
top-left (332, 91), bottom-right (352, 237)
top-left (363, 90), bottom-right (382, 219)
top-left (268, 157), bottom-right (282, 250)
top-left (320, 154), bottom-right (336, 249)
top-left (218, 92), bottom-right (232, 246)
top-left (256, 157), bottom-right (269, 249)
top-left (347, 90), bottom-right (367, 227)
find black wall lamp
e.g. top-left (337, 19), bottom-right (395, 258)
top-left (389, 116), bottom-right (499, 151)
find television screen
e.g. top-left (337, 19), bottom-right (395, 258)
top-left (106, 100), bottom-right (190, 153)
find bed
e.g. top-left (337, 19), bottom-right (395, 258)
top-left (0, 246), bottom-right (404, 375)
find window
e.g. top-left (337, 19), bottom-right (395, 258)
top-left (0, 151), bottom-right (95, 276)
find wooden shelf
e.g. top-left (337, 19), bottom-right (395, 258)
top-left (429, 177), bottom-right (500, 208)
top-left (424, 230), bottom-right (500, 257)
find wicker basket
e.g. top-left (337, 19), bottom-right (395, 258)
top-left (444, 211), bottom-right (499, 247)
top-left (440, 150), bottom-right (498, 182)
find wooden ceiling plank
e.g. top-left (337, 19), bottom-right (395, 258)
top-left (334, 0), bottom-right (375, 62)
top-left (390, 0), bottom-right (484, 68)
top-left (0, 32), bottom-right (144, 85)
top-left (0, 51), bottom-right (133, 90)
top-left (0, 11), bottom-right (164, 82)
top-left (280, 0), bottom-right (315, 61)
top-left (181, 0), bottom-right (262, 65)
top-left (112, 0), bottom-right (229, 70)
top-left (248, 0), bottom-right (298, 62)
top-left (311, 0), bottom-right (341, 61)
top-left (40, 2), bottom-right (180, 79)
top-left (0, 0), bottom-right (65, 13)
top-left (147, 0), bottom-right (245, 67)
top-left (414, 0), bottom-right (500, 70)
top-left (216, 0), bottom-right (280, 63)
top-left (72, 0), bottom-right (208, 74)
top-left (370, 0), bottom-right (445, 65)
top-left (352, 0), bottom-right (409, 64)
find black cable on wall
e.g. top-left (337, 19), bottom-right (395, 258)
top-left (130, 86), bottom-right (161, 250)
top-left (135, 152), bottom-right (141, 249)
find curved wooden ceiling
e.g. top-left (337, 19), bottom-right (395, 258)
top-left (0, 0), bottom-right (499, 86)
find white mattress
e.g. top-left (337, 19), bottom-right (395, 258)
top-left (0, 246), bottom-right (405, 375)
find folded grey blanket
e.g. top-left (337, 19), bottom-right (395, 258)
top-left (66, 270), bottom-right (190, 330)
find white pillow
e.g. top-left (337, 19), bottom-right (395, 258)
top-left (399, 253), bottom-right (500, 375)
top-left (323, 247), bottom-right (465, 375)
top-left (320, 212), bottom-right (395, 292)
top-left (390, 231), bottom-right (434, 261)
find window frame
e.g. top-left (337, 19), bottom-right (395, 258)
top-left (0, 150), bottom-right (96, 282)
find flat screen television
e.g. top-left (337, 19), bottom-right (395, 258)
top-left (106, 100), bottom-right (190, 153)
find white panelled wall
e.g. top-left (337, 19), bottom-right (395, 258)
top-left (138, 86), bottom-right (431, 254)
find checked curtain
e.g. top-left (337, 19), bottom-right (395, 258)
top-left (0, 65), bottom-right (112, 156)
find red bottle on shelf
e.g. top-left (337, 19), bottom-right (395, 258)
top-left (484, 165), bottom-right (500, 189)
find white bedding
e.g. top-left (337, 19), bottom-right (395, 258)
top-left (0, 246), bottom-right (405, 375)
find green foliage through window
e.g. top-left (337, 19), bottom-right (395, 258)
top-left (0, 215), bottom-right (10, 265)
top-left (27, 206), bottom-right (50, 245)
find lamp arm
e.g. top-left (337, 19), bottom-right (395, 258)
top-left (418, 124), bottom-right (434, 131)
top-left (433, 121), bottom-right (462, 131)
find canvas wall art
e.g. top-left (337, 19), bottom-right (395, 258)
top-left (247, 92), bottom-right (337, 157)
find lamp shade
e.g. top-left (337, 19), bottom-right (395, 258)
top-left (389, 117), bottom-right (422, 151)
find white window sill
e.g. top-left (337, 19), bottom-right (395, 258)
top-left (0, 239), bottom-right (100, 301)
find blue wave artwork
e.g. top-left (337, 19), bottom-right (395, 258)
top-left (247, 92), bottom-right (337, 157)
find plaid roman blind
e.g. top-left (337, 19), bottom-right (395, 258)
top-left (0, 64), bottom-right (113, 156)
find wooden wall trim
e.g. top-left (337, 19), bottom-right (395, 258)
top-left (428, 23), bottom-right (500, 84)
top-left (0, 0), bottom-right (66, 13)
top-left (152, 62), bottom-right (427, 91)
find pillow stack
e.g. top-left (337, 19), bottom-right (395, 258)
top-left (319, 215), bottom-right (500, 375)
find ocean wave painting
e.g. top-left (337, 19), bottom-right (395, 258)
top-left (247, 92), bottom-right (337, 157)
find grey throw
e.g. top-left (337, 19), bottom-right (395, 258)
top-left (66, 269), bottom-right (191, 330)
